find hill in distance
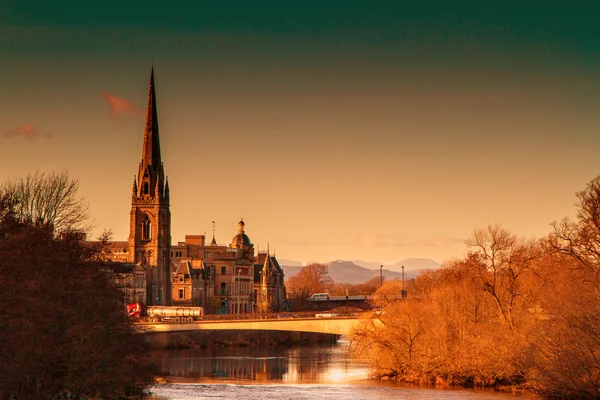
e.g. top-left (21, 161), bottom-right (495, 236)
top-left (280, 258), bottom-right (441, 285)
top-left (277, 259), bottom-right (304, 267)
top-left (351, 258), bottom-right (441, 273)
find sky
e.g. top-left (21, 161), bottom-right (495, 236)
top-left (2, 1), bottom-right (600, 264)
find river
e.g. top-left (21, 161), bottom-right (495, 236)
top-left (149, 338), bottom-right (531, 400)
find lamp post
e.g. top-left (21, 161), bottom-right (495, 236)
top-left (258, 270), bottom-right (263, 314)
top-left (402, 265), bottom-right (406, 299)
top-left (123, 274), bottom-right (128, 311)
top-left (232, 270), bottom-right (236, 315)
top-left (379, 265), bottom-right (383, 309)
top-left (236, 269), bottom-right (242, 314)
top-left (230, 269), bottom-right (235, 315)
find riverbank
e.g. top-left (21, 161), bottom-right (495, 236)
top-left (143, 330), bottom-right (339, 349)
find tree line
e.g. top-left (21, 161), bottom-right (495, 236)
top-left (349, 176), bottom-right (600, 398)
top-left (0, 172), bottom-right (158, 399)
top-left (285, 264), bottom-right (393, 300)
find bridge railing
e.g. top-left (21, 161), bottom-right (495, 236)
top-left (139, 310), bottom-right (366, 324)
top-left (200, 310), bottom-right (363, 321)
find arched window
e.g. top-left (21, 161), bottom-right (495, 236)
top-left (142, 215), bottom-right (152, 241)
top-left (143, 182), bottom-right (149, 195)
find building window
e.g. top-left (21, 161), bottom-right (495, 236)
top-left (221, 282), bottom-right (226, 295)
top-left (221, 266), bottom-right (226, 275)
top-left (135, 273), bottom-right (144, 288)
top-left (142, 216), bottom-right (151, 241)
top-left (143, 182), bottom-right (149, 195)
top-left (204, 252), bottom-right (210, 258)
top-left (178, 289), bottom-right (185, 299)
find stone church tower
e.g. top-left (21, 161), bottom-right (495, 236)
top-left (128, 67), bottom-right (171, 306)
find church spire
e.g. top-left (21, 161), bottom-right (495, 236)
top-left (141, 66), bottom-right (161, 168)
top-left (128, 66), bottom-right (171, 306)
top-left (136, 66), bottom-right (166, 200)
top-left (132, 175), bottom-right (138, 196)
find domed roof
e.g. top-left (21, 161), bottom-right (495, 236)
top-left (231, 232), bottom-right (252, 248)
top-left (230, 219), bottom-right (253, 249)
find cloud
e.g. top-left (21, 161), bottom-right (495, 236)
top-left (101, 92), bottom-right (142, 121)
top-left (2, 124), bottom-right (53, 140)
top-left (358, 233), bottom-right (464, 248)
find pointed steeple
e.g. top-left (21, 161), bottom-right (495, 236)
top-left (141, 66), bottom-right (161, 169)
top-left (262, 245), bottom-right (275, 274)
top-left (135, 66), bottom-right (167, 201)
top-left (261, 247), bottom-right (272, 313)
top-left (132, 175), bottom-right (138, 196)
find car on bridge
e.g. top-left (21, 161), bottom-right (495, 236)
top-left (315, 312), bottom-right (340, 318)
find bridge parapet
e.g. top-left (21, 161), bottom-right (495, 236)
top-left (137, 314), bottom-right (364, 336)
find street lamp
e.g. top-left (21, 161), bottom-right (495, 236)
top-left (258, 271), bottom-right (263, 314)
top-left (379, 265), bottom-right (383, 309)
top-left (402, 265), bottom-right (406, 299)
top-left (236, 269), bottom-right (242, 314)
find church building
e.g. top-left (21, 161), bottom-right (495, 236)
top-left (104, 68), bottom-right (286, 312)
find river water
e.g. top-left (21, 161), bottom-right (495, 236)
top-left (150, 338), bottom-right (530, 400)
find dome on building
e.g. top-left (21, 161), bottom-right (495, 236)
top-left (231, 232), bottom-right (252, 248)
top-left (230, 219), bottom-right (253, 249)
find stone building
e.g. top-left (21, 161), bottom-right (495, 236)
top-left (256, 251), bottom-right (286, 313)
top-left (171, 258), bottom-right (214, 308)
top-left (103, 67), bottom-right (286, 313)
top-left (170, 219), bottom-right (286, 314)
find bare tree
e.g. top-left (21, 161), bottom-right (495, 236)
top-left (467, 225), bottom-right (539, 330)
top-left (357, 276), bottom-right (385, 295)
top-left (0, 171), bottom-right (91, 233)
top-left (540, 176), bottom-right (600, 397)
top-left (552, 175), bottom-right (600, 284)
top-left (285, 263), bottom-right (333, 304)
top-left (0, 193), bottom-right (156, 398)
top-left (350, 300), bottom-right (425, 381)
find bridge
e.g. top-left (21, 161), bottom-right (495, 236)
top-left (138, 314), bottom-right (364, 336)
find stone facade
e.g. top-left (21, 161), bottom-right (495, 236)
top-left (171, 258), bottom-right (215, 308)
top-left (171, 220), bottom-right (286, 314)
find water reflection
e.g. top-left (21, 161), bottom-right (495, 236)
top-left (151, 340), bottom-right (530, 400)
top-left (283, 344), bottom-right (369, 383)
top-left (154, 347), bottom-right (288, 382)
top-left (152, 339), bottom-right (369, 384)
